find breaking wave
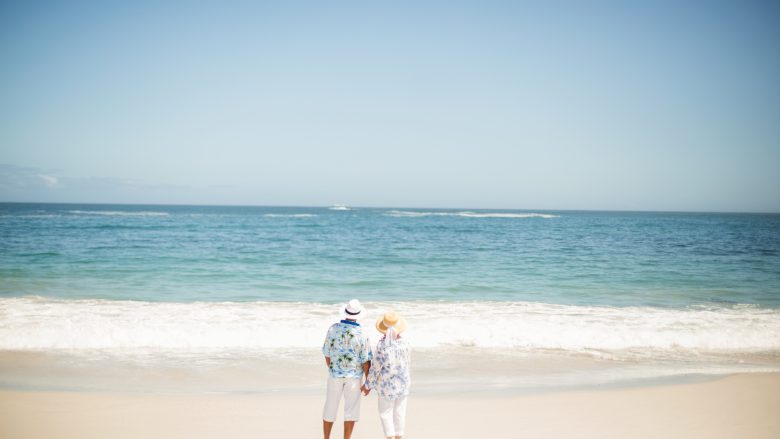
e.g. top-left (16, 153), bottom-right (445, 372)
top-left (1, 297), bottom-right (777, 358)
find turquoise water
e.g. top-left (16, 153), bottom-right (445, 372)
top-left (1, 203), bottom-right (779, 307)
top-left (2, 202), bottom-right (780, 392)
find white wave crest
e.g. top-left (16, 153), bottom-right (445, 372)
top-left (263, 214), bottom-right (318, 218)
top-left (385, 210), bottom-right (559, 219)
top-left (1, 298), bottom-right (778, 357)
top-left (68, 210), bottom-right (169, 217)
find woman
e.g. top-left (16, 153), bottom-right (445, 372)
top-left (362, 311), bottom-right (411, 439)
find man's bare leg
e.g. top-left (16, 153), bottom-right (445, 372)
top-left (323, 420), bottom-right (333, 439)
top-left (344, 420), bottom-right (356, 439)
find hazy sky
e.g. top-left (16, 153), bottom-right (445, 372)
top-left (1, 0), bottom-right (779, 211)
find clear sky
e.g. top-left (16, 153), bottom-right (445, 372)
top-left (1, 0), bottom-right (779, 212)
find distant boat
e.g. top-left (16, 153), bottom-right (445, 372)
top-left (329, 204), bottom-right (351, 211)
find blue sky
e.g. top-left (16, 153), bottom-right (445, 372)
top-left (1, 0), bottom-right (779, 211)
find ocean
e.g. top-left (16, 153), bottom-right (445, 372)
top-left (1, 202), bottom-right (779, 393)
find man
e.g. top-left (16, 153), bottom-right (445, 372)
top-left (322, 299), bottom-right (372, 439)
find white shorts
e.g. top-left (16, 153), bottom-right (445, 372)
top-left (323, 376), bottom-right (362, 422)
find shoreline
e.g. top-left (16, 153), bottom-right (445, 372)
top-left (1, 373), bottom-right (779, 438)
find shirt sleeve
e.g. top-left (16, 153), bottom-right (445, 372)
top-left (322, 326), bottom-right (334, 357)
top-left (358, 335), bottom-right (372, 364)
top-left (366, 344), bottom-right (380, 389)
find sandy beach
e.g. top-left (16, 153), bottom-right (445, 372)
top-left (1, 373), bottom-right (778, 439)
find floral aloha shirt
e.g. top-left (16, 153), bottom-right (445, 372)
top-left (322, 320), bottom-right (372, 378)
top-left (366, 336), bottom-right (411, 400)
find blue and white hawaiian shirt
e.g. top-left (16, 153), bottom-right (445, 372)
top-left (366, 336), bottom-right (410, 400)
top-left (322, 320), bottom-right (372, 378)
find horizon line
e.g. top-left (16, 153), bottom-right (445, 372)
top-left (1, 200), bottom-right (778, 215)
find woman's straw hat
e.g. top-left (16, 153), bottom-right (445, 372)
top-left (375, 311), bottom-right (407, 334)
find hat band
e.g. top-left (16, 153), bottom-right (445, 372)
top-left (345, 308), bottom-right (361, 316)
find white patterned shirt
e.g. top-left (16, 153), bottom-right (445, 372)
top-left (367, 335), bottom-right (411, 400)
top-left (322, 320), bottom-right (372, 378)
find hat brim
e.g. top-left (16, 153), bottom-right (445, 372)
top-left (376, 315), bottom-right (407, 334)
top-left (344, 309), bottom-right (363, 319)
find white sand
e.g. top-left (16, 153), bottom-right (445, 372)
top-left (1, 373), bottom-right (778, 438)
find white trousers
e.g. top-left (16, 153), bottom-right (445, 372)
top-left (378, 396), bottom-right (407, 437)
top-left (323, 376), bottom-right (362, 422)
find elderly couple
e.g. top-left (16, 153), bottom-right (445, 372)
top-left (322, 299), bottom-right (411, 439)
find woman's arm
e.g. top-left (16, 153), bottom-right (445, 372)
top-left (364, 344), bottom-right (382, 393)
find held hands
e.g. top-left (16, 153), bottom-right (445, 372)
top-left (360, 384), bottom-right (371, 396)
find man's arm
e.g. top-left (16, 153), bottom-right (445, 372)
top-left (360, 361), bottom-right (371, 395)
top-left (322, 325), bottom-right (333, 367)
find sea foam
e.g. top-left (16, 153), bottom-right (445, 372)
top-left (1, 297), bottom-right (778, 358)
